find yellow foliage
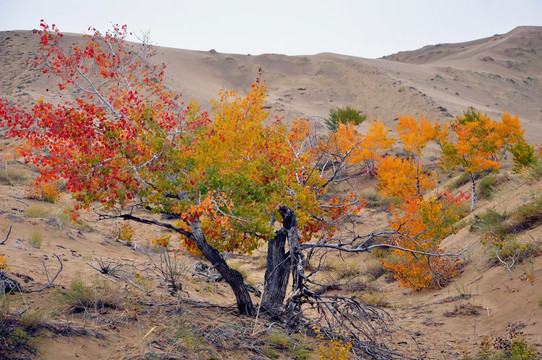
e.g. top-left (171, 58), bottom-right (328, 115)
top-left (25, 180), bottom-right (61, 203)
top-left (0, 254), bottom-right (9, 271)
top-left (330, 117), bottom-right (394, 175)
top-left (314, 327), bottom-right (352, 360)
top-left (116, 223), bottom-right (135, 242)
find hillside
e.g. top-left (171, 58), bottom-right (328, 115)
top-left (1, 26), bottom-right (542, 360)
top-left (2, 26), bottom-right (542, 140)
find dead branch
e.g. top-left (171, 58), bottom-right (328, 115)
top-left (27, 253), bottom-right (63, 293)
top-left (0, 224), bottom-right (12, 245)
top-left (1, 253), bottom-right (63, 294)
top-left (192, 261), bottom-right (223, 282)
top-left (87, 258), bottom-right (148, 291)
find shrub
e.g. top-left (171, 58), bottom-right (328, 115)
top-left (25, 180), bottom-right (60, 203)
top-left (0, 254), bottom-right (8, 271)
top-left (465, 324), bottom-right (539, 360)
top-left (470, 209), bottom-right (509, 239)
top-left (0, 310), bottom-right (45, 359)
top-left (115, 223), bottom-right (135, 243)
top-left (315, 327), bottom-right (352, 360)
top-left (325, 106), bottom-right (366, 132)
top-left (57, 276), bottom-right (121, 314)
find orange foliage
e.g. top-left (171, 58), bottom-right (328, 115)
top-left (381, 192), bottom-right (466, 290)
top-left (25, 179), bottom-right (61, 203)
top-left (330, 118), bottom-right (394, 176)
top-left (376, 156), bottom-right (435, 200)
top-left (396, 113), bottom-right (447, 156)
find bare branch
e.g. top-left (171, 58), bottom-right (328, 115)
top-left (0, 225), bottom-right (12, 245)
top-left (27, 253), bottom-right (63, 293)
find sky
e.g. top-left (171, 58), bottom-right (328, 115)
top-left (1, 0), bottom-right (541, 59)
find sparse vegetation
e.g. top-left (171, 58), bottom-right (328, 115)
top-left (57, 276), bottom-right (122, 314)
top-left (463, 324), bottom-right (539, 360)
top-left (29, 231), bottom-right (42, 249)
top-left (0, 309), bottom-right (45, 359)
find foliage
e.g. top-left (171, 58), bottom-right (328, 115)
top-left (442, 109), bottom-right (526, 211)
top-left (324, 106), bottom-right (366, 132)
top-left (0, 254), bottom-right (8, 271)
top-left (315, 327), bottom-right (352, 360)
top-left (376, 155), bottom-right (434, 200)
top-left (330, 118), bottom-right (394, 177)
top-left (115, 222), bottom-right (135, 243)
top-left (0, 310), bottom-right (45, 359)
top-left (0, 21), bottom-right (365, 315)
top-left (396, 113), bottom-right (447, 156)
top-left (25, 179), bottom-right (60, 203)
top-left (381, 192), bottom-right (466, 290)
top-left (509, 139), bottom-right (537, 173)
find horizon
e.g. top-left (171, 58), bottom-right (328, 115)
top-left (1, 0), bottom-right (542, 59)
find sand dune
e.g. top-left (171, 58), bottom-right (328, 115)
top-left (1, 26), bottom-right (541, 140)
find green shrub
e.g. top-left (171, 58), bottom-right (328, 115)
top-left (470, 209), bottom-right (509, 238)
top-left (0, 310), bottom-right (45, 358)
top-left (325, 106), bottom-right (367, 132)
top-left (464, 324), bottom-right (539, 360)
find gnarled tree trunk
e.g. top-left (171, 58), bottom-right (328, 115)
top-left (190, 218), bottom-right (255, 316)
top-left (261, 228), bottom-right (290, 315)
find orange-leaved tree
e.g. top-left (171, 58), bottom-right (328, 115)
top-left (330, 118), bottom-right (394, 177)
top-left (442, 108), bottom-right (525, 211)
top-left (381, 191), bottom-right (466, 290)
top-left (378, 113), bottom-right (446, 198)
top-left (0, 22), bottom-right (363, 316)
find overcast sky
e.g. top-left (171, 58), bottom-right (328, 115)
top-left (1, 0), bottom-right (541, 59)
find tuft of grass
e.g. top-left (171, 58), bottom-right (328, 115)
top-left (362, 291), bottom-right (390, 307)
top-left (29, 231), bottom-right (42, 249)
top-left (0, 166), bottom-right (28, 186)
top-left (452, 172), bottom-right (472, 189)
top-left (463, 324), bottom-right (539, 360)
top-left (331, 260), bottom-right (363, 280)
top-left (470, 209), bottom-right (509, 238)
top-left (57, 276), bottom-right (122, 314)
top-left (24, 205), bottom-right (53, 219)
top-left (365, 263), bottom-right (386, 281)
top-left (264, 330), bottom-right (311, 360)
top-left (477, 175), bottom-right (497, 200)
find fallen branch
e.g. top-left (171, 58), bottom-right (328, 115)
top-left (27, 253), bottom-right (63, 293)
top-left (0, 224), bottom-right (12, 245)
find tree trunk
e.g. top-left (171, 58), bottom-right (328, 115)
top-left (278, 205), bottom-right (305, 325)
top-left (189, 218), bottom-right (255, 316)
top-left (261, 228), bottom-right (290, 315)
top-left (470, 173), bottom-right (476, 212)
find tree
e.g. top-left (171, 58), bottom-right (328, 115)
top-left (324, 106), bottom-right (366, 133)
top-left (442, 109), bottom-right (528, 212)
top-left (0, 22), bottom-right (362, 317)
top-left (381, 192), bottom-right (465, 290)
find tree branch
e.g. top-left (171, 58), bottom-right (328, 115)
top-left (0, 225), bottom-right (12, 245)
